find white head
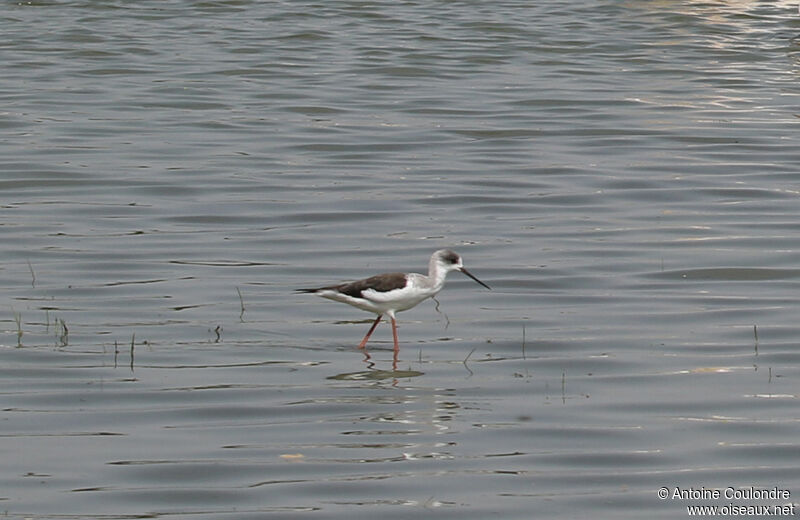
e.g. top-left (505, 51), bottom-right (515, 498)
top-left (431, 249), bottom-right (491, 289)
top-left (433, 249), bottom-right (463, 272)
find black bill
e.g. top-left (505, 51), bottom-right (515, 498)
top-left (460, 267), bottom-right (491, 290)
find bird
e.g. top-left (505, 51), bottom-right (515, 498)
top-left (297, 249), bottom-right (491, 353)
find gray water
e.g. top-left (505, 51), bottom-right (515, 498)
top-left (2, 1), bottom-right (800, 518)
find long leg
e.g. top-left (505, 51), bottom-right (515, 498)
top-left (390, 316), bottom-right (399, 353)
top-left (358, 315), bottom-right (382, 349)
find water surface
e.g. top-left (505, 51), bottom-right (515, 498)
top-left (2, 1), bottom-right (800, 518)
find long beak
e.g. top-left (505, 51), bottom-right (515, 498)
top-left (460, 267), bottom-right (491, 290)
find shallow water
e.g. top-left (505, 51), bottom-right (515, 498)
top-left (2, 1), bottom-right (800, 518)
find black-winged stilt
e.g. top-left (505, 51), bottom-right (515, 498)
top-left (298, 249), bottom-right (490, 353)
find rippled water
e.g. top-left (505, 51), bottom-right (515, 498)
top-left (2, 1), bottom-right (800, 518)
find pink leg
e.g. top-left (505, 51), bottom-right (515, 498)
top-left (390, 316), bottom-right (399, 353)
top-left (358, 315), bottom-right (382, 349)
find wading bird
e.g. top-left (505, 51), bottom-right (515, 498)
top-left (297, 249), bottom-right (491, 354)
